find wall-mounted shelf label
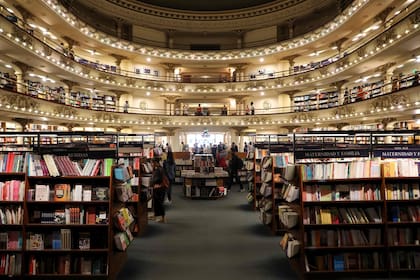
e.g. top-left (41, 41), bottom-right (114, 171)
top-left (295, 149), bottom-right (369, 159)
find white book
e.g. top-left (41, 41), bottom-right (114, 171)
top-left (35, 185), bottom-right (50, 201)
top-left (73, 185), bottom-right (83, 201)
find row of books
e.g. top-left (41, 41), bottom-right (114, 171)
top-left (390, 251), bottom-right (420, 269)
top-left (302, 184), bottom-right (381, 201)
top-left (279, 233), bottom-right (300, 258)
top-left (31, 184), bottom-right (109, 202)
top-left (0, 152), bottom-right (28, 173)
top-left (26, 230), bottom-right (94, 250)
top-left (30, 207), bottom-right (108, 225)
top-left (301, 160), bottom-right (381, 180)
top-left (305, 228), bottom-right (381, 247)
top-left (27, 154), bottom-right (113, 177)
top-left (141, 161), bottom-right (154, 174)
top-left (305, 252), bottom-right (383, 271)
top-left (303, 206), bottom-right (382, 225)
top-left (276, 183), bottom-right (299, 202)
top-left (114, 229), bottom-right (134, 251)
top-left (114, 207), bottom-right (135, 231)
top-left (26, 230), bottom-right (72, 250)
top-left (0, 253), bottom-right (21, 276)
top-left (0, 231), bottom-right (22, 250)
top-left (389, 205), bottom-right (420, 222)
top-left (388, 227), bottom-right (420, 246)
top-left (0, 180), bottom-right (25, 201)
top-left (278, 205), bottom-right (299, 229)
top-left (0, 206), bottom-right (23, 224)
top-left (383, 159), bottom-right (419, 177)
top-left (272, 154), bottom-right (293, 168)
top-left (386, 183), bottom-right (420, 200)
top-left (28, 255), bottom-right (107, 275)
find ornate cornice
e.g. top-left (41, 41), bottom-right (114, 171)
top-left (80, 0), bottom-right (338, 32)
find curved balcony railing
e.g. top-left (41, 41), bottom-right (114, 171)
top-left (1, 73), bottom-right (418, 116)
top-left (0, 2), bottom-right (418, 86)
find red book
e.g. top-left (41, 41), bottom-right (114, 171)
top-left (6, 153), bottom-right (15, 172)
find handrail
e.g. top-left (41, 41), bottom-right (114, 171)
top-left (0, 3), bottom-right (417, 85)
top-left (0, 72), bottom-right (418, 116)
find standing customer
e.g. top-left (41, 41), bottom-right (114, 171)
top-left (250, 102), bottom-right (255, 115)
top-left (123, 100), bottom-right (129, 113)
top-left (151, 158), bottom-right (167, 223)
top-left (163, 147), bottom-right (176, 203)
top-left (228, 151), bottom-right (244, 192)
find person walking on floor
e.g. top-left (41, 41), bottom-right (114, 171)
top-left (151, 158), bottom-right (167, 223)
top-left (163, 147), bottom-right (176, 203)
top-left (228, 151), bottom-right (244, 192)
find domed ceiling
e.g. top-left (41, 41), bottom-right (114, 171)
top-left (136, 0), bottom-right (277, 11)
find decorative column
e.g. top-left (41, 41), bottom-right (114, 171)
top-left (166, 29), bottom-right (175, 49)
top-left (229, 63), bottom-right (247, 82)
top-left (161, 63), bottom-right (179, 82)
top-left (378, 63), bottom-right (396, 94)
top-left (330, 80), bottom-right (347, 105)
top-left (283, 55), bottom-right (299, 75)
top-left (280, 126), bottom-right (300, 133)
top-left (61, 80), bottom-right (79, 105)
top-left (12, 118), bottom-right (33, 132)
top-left (110, 54), bottom-right (128, 74)
top-left (283, 90), bottom-right (300, 112)
top-left (234, 30), bottom-right (244, 49)
top-left (13, 61), bottom-right (32, 94)
top-left (59, 122), bottom-right (76, 132)
top-left (330, 38), bottom-right (347, 55)
top-left (165, 127), bottom-right (179, 148)
top-left (287, 18), bottom-right (295, 39)
top-left (110, 90), bottom-right (128, 112)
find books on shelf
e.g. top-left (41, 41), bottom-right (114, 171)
top-left (0, 253), bottom-right (22, 276)
top-left (27, 154), bottom-right (114, 177)
top-left (0, 180), bottom-right (25, 201)
top-left (301, 160), bottom-right (381, 180)
top-left (303, 206), bottom-right (382, 225)
top-left (34, 185), bottom-right (50, 201)
top-left (0, 231), bottom-right (22, 249)
top-left (386, 183), bottom-right (420, 200)
top-left (383, 159), bottom-right (419, 177)
top-left (278, 205), bottom-right (299, 229)
top-left (0, 206), bottom-right (23, 224)
top-left (302, 183), bottom-right (381, 201)
top-left (0, 152), bottom-right (29, 173)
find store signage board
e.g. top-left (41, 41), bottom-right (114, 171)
top-left (373, 146), bottom-right (420, 158)
top-left (295, 149), bottom-right (369, 159)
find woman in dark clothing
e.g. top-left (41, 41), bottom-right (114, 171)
top-left (151, 158), bottom-right (167, 223)
top-left (163, 148), bottom-right (176, 203)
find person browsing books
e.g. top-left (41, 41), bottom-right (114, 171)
top-left (151, 158), bottom-right (167, 223)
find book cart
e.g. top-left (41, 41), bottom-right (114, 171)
top-left (253, 131), bottom-right (420, 279)
top-left (0, 132), bottom-right (142, 279)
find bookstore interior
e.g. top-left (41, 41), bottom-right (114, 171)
top-left (0, 0), bottom-right (419, 279)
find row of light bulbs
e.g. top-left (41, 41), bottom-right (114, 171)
top-left (43, 0), bottom-right (368, 60)
top-left (2, 18), bottom-right (416, 96)
top-left (0, 99), bottom-right (418, 127)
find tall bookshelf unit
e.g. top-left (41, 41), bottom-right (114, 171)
top-left (266, 131), bottom-right (420, 279)
top-left (0, 132), bottom-right (145, 279)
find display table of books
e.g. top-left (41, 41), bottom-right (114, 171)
top-left (181, 169), bottom-right (228, 199)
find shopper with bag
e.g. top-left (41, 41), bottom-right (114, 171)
top-left (151, 158), bottom-right (168, 223)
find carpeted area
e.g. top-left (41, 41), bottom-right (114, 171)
top-left (116, 184), bottom-right (299, 280)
